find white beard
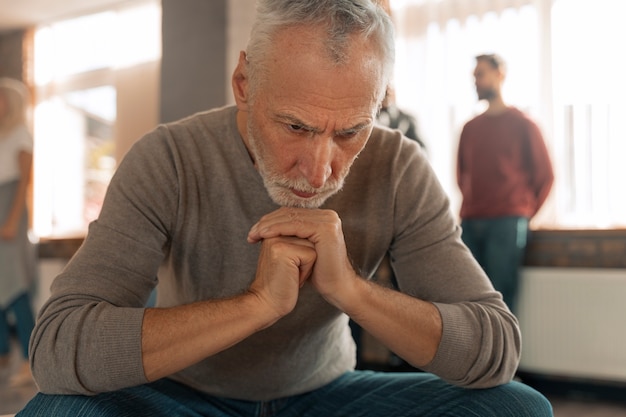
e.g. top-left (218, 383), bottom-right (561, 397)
top-left (246, 119), bottom-right (346, 209)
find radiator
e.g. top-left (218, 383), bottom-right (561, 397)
top-left (517, 267), bottom-right (626, 382)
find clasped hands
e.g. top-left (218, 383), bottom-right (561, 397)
top-left (247, 207), bottom-right (358, 318)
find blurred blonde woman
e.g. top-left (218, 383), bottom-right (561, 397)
top-left (0, 78), bottom-right (36, 386)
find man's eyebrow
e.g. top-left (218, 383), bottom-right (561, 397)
top-left (276, 113), bottom-right (320, 132)
top-left (275, 112), bottom-right (370, 135)
top-left (335, 122), bottom-right (371, 136)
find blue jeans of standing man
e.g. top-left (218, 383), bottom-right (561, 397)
top-left (461, 216), bottom-right (529, 314)
top-left (17, 371), bottom-right (552, 416)
top-left (0, 292), bottom-right (35, 359)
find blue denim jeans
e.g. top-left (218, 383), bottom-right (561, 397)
top-left (461, 216), bottom-right (529, 313)
top-left (0, 292), bottom-right (35, 359)
top-left (17, 371), bottom-right (552, 416)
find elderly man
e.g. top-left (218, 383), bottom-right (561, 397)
top-left (19, 1), bottom-right (551, 416)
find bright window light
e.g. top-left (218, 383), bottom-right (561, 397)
top-left (115, 4), bottom-right (162, 68)
top-left (32, 1), bottom-right (161, 238)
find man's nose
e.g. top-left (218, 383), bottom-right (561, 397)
top-left (299, 137), bottom-right (333, 189)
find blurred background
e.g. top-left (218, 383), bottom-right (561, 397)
top-left (0, 0), bottom-right (625, 415)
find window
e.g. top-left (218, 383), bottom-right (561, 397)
top-left (551, 0), bottom-right (626, 228)
top-left (31, 2), bottom-right (161, 238)
top-left (33, 86), bottom-right (116, 236)
top-left (390, 0), bottom-right (626, 229)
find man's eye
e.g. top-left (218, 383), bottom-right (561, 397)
top-left (287, 124), bottom-right (307, 133)
top-left (337, 130), bottom-right (358, 139)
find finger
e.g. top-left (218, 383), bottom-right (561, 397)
top-left (248, 208), bottom-right (336, 243)
top-left (250, 237), bottom-right (317, 316)
top-left (248, 208), bottom-right (298, 242)
top-left (268, 236), bottom-right (317, 287)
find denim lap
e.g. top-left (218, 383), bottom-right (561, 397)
top-left (17, 371), bottom-right (552, 417)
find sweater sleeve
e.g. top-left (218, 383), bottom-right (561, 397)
top-left (524, 120), bottom-right (554, 216)
top-left (390, 142), bottom-right (521, 388)
top-left (29, 128), bottom-right (177, 395)
top-left (456, 124), bottom-right (468, 191)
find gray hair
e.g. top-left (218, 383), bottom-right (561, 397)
top-left (0, 78), bottom-right (29, 135)
top-left (245, 0), bottom-right (395, 93)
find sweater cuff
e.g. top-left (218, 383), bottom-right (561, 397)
top-left (77, 305), bottom-right (148, 393)
top-left (421, 302), bottom-right (481, 384)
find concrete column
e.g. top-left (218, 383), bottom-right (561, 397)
top-left (160, 0), bottom-right (228, 123)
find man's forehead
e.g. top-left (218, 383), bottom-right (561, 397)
top-left (260, 58), bottom-right (383, 126)
top-left (475, 61), bottom-right (498, 74)
top-left (254, 25), bottom-right (385, 129)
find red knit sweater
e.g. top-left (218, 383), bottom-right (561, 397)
top-left (457, 107), bottom-right (554, 219)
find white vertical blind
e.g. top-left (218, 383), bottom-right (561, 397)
top-left (551, 0), bottom-right (626, 227)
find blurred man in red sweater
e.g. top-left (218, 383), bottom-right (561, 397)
top-left (457, 53), bottom-right (554, 314)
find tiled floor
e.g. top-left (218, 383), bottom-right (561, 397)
top-left (0, 340), bottom-right (37, 415)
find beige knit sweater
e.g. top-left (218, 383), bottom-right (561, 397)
top-left (29, 106), bottom-right (520, 400)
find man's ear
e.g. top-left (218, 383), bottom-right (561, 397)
top-left (232, 51), bottom-right (250, 111)
top-left (497, 67), bottom-right (506, 84)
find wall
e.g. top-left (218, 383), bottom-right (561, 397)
top-left (0, 29), bottom-right (25, 80)
top-left (160, 0), bottom-right (228, 123)
top-left (226, 0), bottom-right (256, 104)
top-left (115, 60), bottom-right (161, 161)
top-left (525, 229), bottom-right (626, 268)
top-left (160, 0), bottom-right (256, 123)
